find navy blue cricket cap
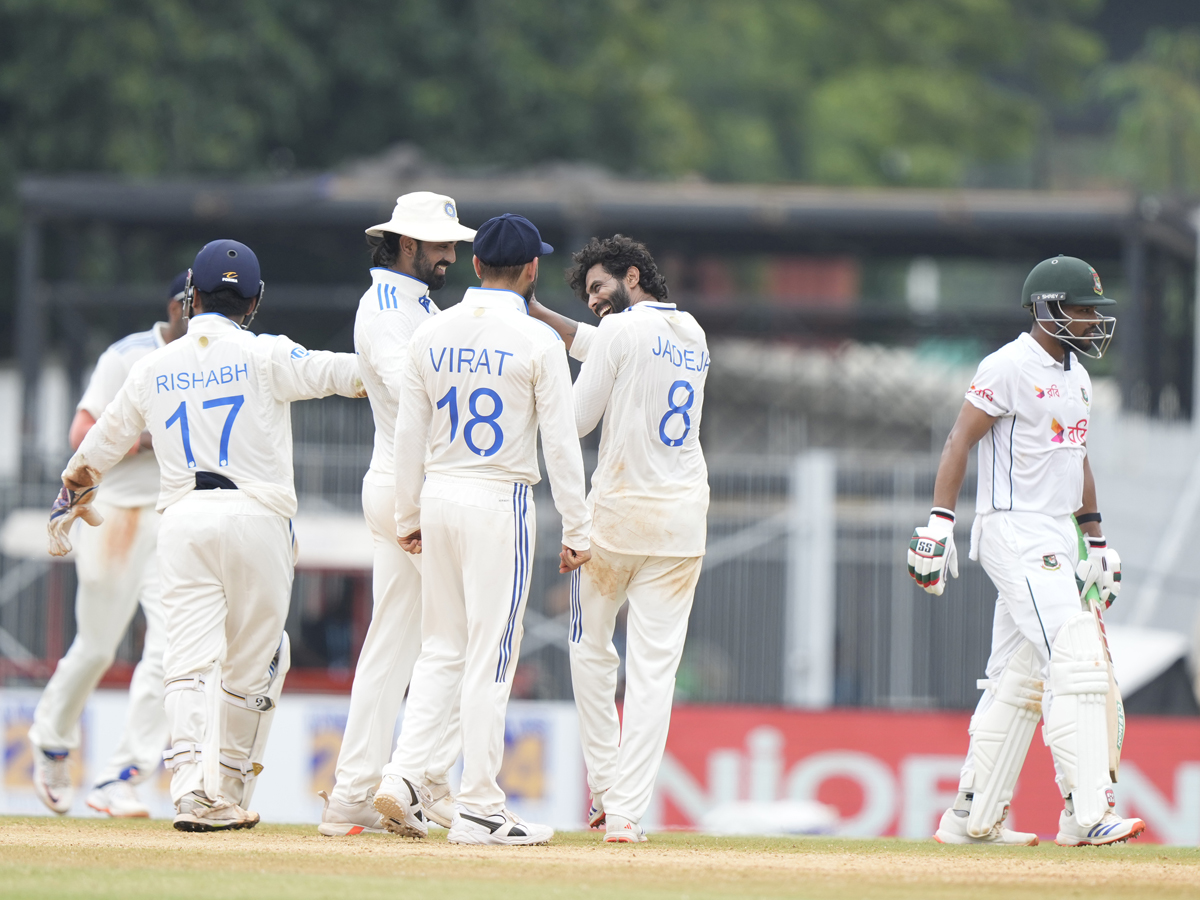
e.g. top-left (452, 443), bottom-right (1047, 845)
top-left (191, 239), bottom-right (262, 299)
top-left (168, 270), bottom-right (189, 300)
top-left (472, 214), bottom-right (553, 267)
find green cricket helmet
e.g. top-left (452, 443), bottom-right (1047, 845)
top-left (1022, 255), bottom-right (1116, 360)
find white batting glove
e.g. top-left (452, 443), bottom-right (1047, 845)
top-left (47, 484), bottom-right (103, 557)
top-left (908, 508), bottom-right (958, 596)
top-left (1076, 535), bottom-right (1122, 608)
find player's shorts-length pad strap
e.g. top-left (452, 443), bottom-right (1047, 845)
top-left (965, 641), bottom-right (1044, 838)
top-left (1044, 612), bottom-right (1112, 828)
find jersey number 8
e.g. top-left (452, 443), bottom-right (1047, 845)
top-left (659, 380), bottom-right (694, 447)
top-left (437, 386), bottom-right (505, 457)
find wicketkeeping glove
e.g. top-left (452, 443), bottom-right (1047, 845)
top-left (1075, 534), bottom-right (1122, 608)
top-left (47, 485), bottom-right (103, 557)
top-left (908, 508), bottom-right (958, 596)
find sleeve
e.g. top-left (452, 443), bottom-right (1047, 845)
top-left (572, 322), bottom-right (624, 437)
top-left (263, 336), bottom-right (365, 402)
top-left (393, 344), bottom-right (433, 537)
top-left (77, 349), bottom-right (129, 418)
top-left (64, 368), bottom-right (148, 486)
top-left (964, 351), bottom-right (1016, 418)
top-left (533, 341), bottom-right (592, 550)
top-left (366, 309), bottom-right (422, 402)
top-left (568, 321), bottom-right (599, 362)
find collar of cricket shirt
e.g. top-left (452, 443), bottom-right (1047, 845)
top-left (462, 286), bottom-right (528, 313)
top-left (187, 312), bottom-right (242, 334)
top-left (1018, 330), bottom-right (1068, 369)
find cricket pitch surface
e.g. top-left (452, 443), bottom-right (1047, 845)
top-left (3, 816), bottom-right (1199, 899)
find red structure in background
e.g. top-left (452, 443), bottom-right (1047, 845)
top-left (659, 706), bottom-right (1199, 844)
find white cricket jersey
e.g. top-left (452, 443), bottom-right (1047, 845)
top-left (354, 268), bottom-right (440, 484)
top-left (394, 287), bottom-right (591, 549)
top-left (966, 331), bottom-right (1092, 517)
top-left (66, 313), bottom-right (363, 518)
top-left (76, 322), bottom-right (170, 508)
top-left (570, 303), bottom-right (710, 557)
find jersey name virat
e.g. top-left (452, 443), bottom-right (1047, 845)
top-left (966, 331), bottom-right (1092, 517)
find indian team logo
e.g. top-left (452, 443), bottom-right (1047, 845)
top-left (1090, 266), bottom-right (1103, 295)
top-left (1050, 418), bottom-right (1065, 443)
top-left (444, 201), bottom-right (456, 218)
top-left (1042, 554), bottom-right (1061, 570)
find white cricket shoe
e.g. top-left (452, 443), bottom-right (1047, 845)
top-left (1055, 808), bottom-right (1146, 846)
top-left (424, 781), bottom-right (456, 829)
top-left (32, 748), bottom-right (73, 815)
top-left (604, 814), bottom-right (648, 843)
top-left (87, 778), bottom-right (150, 818)
top-left (933, 808), bottom-right (1038, 846)
top-left (317, 789), bottom-right (386, 836)
top-left (172, 791), bottom-right (259, 832)
top-left (447, 808), bottom-right (553, 846)
top-left (587, 790), bottom-right (606, 828)
top-left (372, 775), bottom-right (429, 838)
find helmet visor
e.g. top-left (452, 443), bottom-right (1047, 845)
top-left (1032, 301), bottom-right (1116, 359)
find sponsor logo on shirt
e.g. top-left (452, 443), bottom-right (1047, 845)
top-left (1034, 384), bottom-right (1060, 399)
top-left (221, 271), bottom-right (239, 284)
top-left (291, 346), bottom-right (311, 359)
top-left (1042, 554), bottom-right (1061, 571)
top-left (969, 384), bottom-right (994, 402)
top-left (1051, 417), bottom-right (1088, 444)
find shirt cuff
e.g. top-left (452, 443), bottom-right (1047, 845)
top-left (570, 322), bottom-right (598, 362)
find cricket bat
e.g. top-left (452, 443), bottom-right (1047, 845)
top-left (1075, 522), bottom-right (1125, 783)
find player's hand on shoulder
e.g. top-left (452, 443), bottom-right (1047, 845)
top-left (1076, 535), bottom-right (1121, 607)
top-left (908, 508), bottom-right (958, 595)
top-left (559, 545), bottom-right (590, 573)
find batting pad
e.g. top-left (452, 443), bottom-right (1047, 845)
top-left (965, 640), bottom-right (1044, 838)
top-left (1044, 612), bottom-right (1111, 828)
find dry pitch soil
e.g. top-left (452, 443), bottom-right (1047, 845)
top-left (2, 815), bottom-right (1199, 900)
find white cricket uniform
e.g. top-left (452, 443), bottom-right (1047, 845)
top-left (565, 303), bottom-right (709, 825)
top-left (383, 286), bottom-right (590, 816)
top-left (64, 312), bottom-right (362, 804)
top-left (30, 323), bottom-right (171, 788)
top-left (330, 268), bottom-right (460, 807)
top-left (960, 331), bottom-right (1094, 791)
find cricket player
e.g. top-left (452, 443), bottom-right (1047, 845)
top-left (319, 193), bottom-right (474, 836)
top-left (372, 213), bottom-right (591, 845)
top-left (48, 239), bottom-right (364, 831)
top-left (30, 272), bottom-right (188, 818)
top-left (908, 255), bottom-right (1145, 846)
top-left (529, 235), bottom-right (708, 843)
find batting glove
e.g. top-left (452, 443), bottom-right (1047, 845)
top-left (1075, 535), bottom-right (1122, 608)
top-left (908, 508), bottom-right (958, 596)
top-left (47, 484), bottom-right (103, 557)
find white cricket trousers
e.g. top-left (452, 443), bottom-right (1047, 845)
top-left (158, 491), bottom-right (292, 804)
top-left (961, 511), bottom-right (1084, 792)
top-left (383, 475), bottom-right (535, 816)
top-left (568, 544), bottom-right (702, 825)
top-left (330, 479), bottom-right (461, 805)
top-left (29, 499), bottom-right (169, 786)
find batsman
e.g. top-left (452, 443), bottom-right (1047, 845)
top-left (908, 255), bottom-right (1145, 847)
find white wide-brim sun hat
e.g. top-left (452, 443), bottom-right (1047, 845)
top-left (366, 191), bottom-right (477, 242)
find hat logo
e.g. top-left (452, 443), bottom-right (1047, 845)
top-left (444, 201), bottom-right (456, 218)
top-left (1090, 267), bottom-right (1103, 295)
top-left (222, 271), bottom-right (239, 283)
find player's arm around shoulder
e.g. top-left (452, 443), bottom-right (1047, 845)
top-left (531, 337), bottom-right (592, 572)
top-left (261, 333), bottom-right (365, 402)
top-left (571, 315), bottom-right (627, 438)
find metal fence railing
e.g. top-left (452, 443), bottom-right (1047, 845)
top-left (1, 397), bottom-right (997, 711)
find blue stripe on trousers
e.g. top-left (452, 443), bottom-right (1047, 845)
top-left (496, 483), bottom-right (529, 682)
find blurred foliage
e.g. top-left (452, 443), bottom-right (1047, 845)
top-left (0, 0), bottom-right (1107, 195)
top-left (1102, 28), bottom-right (1200, 193)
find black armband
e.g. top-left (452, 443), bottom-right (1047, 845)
top-left (1075, 512), bottom-right (1102, 526)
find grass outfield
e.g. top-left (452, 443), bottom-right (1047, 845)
top-left (2, 816), bottom-right (1199, 900)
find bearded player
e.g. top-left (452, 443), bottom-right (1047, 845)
top-left (908, 255), bottom-right (1145, 846)
top-left (530, 235), bottom-right (708, 842)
